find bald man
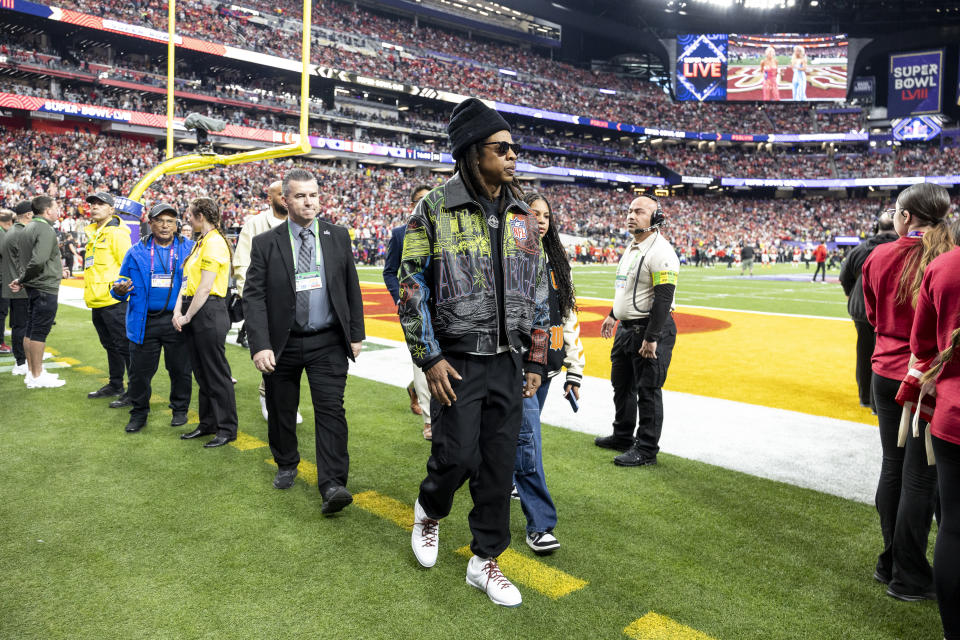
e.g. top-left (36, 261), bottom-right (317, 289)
top-left (232, 181), bottom-right (301, 422)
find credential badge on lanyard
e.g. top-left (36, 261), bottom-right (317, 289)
top-left (150, 238), bottom-right (176, 289)
top-left (291, 221), bottom-right (323, 293)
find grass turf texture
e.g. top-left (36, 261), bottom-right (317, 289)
top-left (358, 263), bottom-right (850, 319)
top-left (1, 304), bottom-right (940, 639)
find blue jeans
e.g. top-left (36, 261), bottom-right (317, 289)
top-left (514, 378), bottom-right (557, 535)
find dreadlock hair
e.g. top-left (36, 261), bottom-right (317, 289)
top-left (189, 196), bottom-right (233, 262)
top-left (894, 183), bottom-right (953, 307)
top-left (523, 191), bottom-right (576, 318)
top-left (455, 143), bottom-right (523, 214)
top-left (921, 325), bottom-right (960, 389)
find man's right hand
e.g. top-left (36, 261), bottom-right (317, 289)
top-left (8, 279), bottom-right (21, 293)
top-left (600, 315), bottom-right (617, 339)
top-left (425, 358), bottom-right (462, 406)
top-left (253, 349), bottom-right (276, 374)
top-left (112, 279), bottom-right (133, 296)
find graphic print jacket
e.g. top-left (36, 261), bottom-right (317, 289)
top-left (397, 172), bottom-right (549, 377)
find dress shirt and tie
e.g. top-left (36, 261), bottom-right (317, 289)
top-left (289, 219), bottom-right (335, 332)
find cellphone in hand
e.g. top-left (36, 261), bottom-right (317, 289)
top-left (565, 388), bottom-right (579, 413)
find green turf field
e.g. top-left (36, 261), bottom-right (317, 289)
top-left (358, 263), bottom-right (849, 318)
top-left (1, 301), bottom-right (941, 639)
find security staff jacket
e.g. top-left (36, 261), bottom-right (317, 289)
top-left (111, 235), bottom-right (194, 344)
top-left (83, 215), bottom-right (132, 308)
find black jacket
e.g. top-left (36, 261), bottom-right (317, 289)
top-left (839, 231), bottom-right (897, 323)
top-left (397, 173), bottom-right (549, 375)
top-left (382, 224), bottom-right (404, 304)
top-left (243, 218), bottom-right (365, 360)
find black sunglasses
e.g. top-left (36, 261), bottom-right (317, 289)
top-left (481, 141), bottom-right (522, 157)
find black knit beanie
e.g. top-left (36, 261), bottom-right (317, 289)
top-left (447, 98), bottom-right (511, 161)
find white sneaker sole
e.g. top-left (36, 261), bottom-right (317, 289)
top-left (465, 575), bottom-right (522, 607)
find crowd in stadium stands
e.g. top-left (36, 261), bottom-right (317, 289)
top-left (893, 145), bottom-right (960, 176)
top-left (38, 0), bottom-right (861, 134)
top-left (3, 127), bottom-right (909, 261)
top-left (835, 152), bottom-right (893, 178)
top-left (813, 109), bottom-right (864, 132)
top-left (654, 146), bottom-right (832, 178)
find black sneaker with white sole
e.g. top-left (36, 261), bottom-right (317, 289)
top-left (526, 531), bottom-right (560, 555)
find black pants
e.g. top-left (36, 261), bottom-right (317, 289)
top-left (6, 298), bottom-right (27, 365)
top-left (933, 435), bottom-right (960, 639)
top-left (812, 262), bottom-right (826, 281)
top-left (127, 311), bottom-right (192, 422)
top-left (92, 303), bottom-right (130, 390)
top-left (872, 373), bottom-right (938, 594)
top-left (0, 296), bottom-right (7, 342)
top-left (266, 330), bottom-right (350, 492)
top-left (419, 351), bottom-right (523, 559)
top-left (854, 320), bottom-right (875, 407)
top-left (610, 316), bottom-right (677, 456)
top-left (182, 297), bottom-right (237, 437)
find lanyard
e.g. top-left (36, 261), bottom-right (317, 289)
top-left (907, 230), bottom-right (925, 238)
top-left (149, 238), bottom-right (177, 275)
top-left (288, 219), bottom-right (321, 272)
top-left (87, 223), bottom-right (106, 264)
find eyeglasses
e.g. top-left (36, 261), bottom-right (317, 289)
top-left (481, 141), bottom-right (522, 157)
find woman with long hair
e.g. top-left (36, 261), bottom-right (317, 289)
top-left (862, 182), bottom-right (954, 601)
top-left (513, 191), bottom-right (584, 555)
top-left (173, 197), bottom-right (238, 448)
top-left (791, 45), bottom-right (808, 101)
top-left (760, 45), bottom-right (780, 101)
top-left (912, 233), bottom-right (960, 639)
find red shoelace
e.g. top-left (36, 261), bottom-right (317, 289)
top-left (418, 518), bottom-right (438, 547)
top-left (482, 560), bottom-right (513, 591)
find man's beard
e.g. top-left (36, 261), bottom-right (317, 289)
top-left (272, 203), bottom-right (288, 217)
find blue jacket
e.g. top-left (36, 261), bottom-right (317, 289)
top-left (111, 235), bottom-right (194, 344)
top-left (382, 224), bottom-right (405, 304)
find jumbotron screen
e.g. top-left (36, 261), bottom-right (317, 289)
top-left (676, 33), bottom-right (849, 102)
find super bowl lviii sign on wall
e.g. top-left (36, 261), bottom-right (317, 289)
top-left (888, 50), bottom-right (943, 117)
top-left (676, 34), bottom-right (728, 102)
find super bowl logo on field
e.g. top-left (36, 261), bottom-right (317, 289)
top-left (510, 217), bottom-right (527, 242)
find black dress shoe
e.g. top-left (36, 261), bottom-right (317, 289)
top-left (614, 446), bottom-right (658, 467)
top-left (203, 434), bottom-right (236, 448)
top-left (125, 421), bottom-right (146, 433)
top-left (273, 468), bottom-right (298, 489)
top-left (886, 585), bottom-right (936, 602)
top-left (181, 428), bottom-right (215, 440)
top-left (88, 385), bottom-right (123, 399)
top-left (321, 485), bottom-right (353, 515)
top-left (170, 412), bottom-right (188, 427)
top-left (594, 435), bottom-right (633, 452)
top-left (109, 394), bottom-right (132, 408)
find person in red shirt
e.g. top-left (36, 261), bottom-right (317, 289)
top-left (912, 246), bottom-right (960, 639)
top-left (812, 241), bottom-right (828, 282)
top-left (862, 182), bottom-right (954, 602)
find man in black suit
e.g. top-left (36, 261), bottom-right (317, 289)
top-left (243, 168), bottom-right (365, 515)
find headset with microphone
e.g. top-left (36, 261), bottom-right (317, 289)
top-left (635, 193), bottom-right (665, 232)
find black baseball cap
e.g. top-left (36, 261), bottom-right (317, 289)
top-left (13, 200), bottom-right (33, 215)
top-left (148, 203), bottom-right (178, 219)
top-left (86, 191), bottom-right (115, 206)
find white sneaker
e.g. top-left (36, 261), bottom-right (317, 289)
top-left (260, 394), bottom-right (303, 424)
top-left (466, 555), bottom-right (522, 607)
top-left (411, 499), bottom-right (439, 568)
top-left (11, 363), bottom-right (28, 376)
top-left (26, 371), bottom-right (65, 388)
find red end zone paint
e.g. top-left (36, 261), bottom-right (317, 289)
top-left (360, 290), bottom-right (731, 335)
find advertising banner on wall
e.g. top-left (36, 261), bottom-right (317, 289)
top-left (888, 50), bottom-right (943, 117)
